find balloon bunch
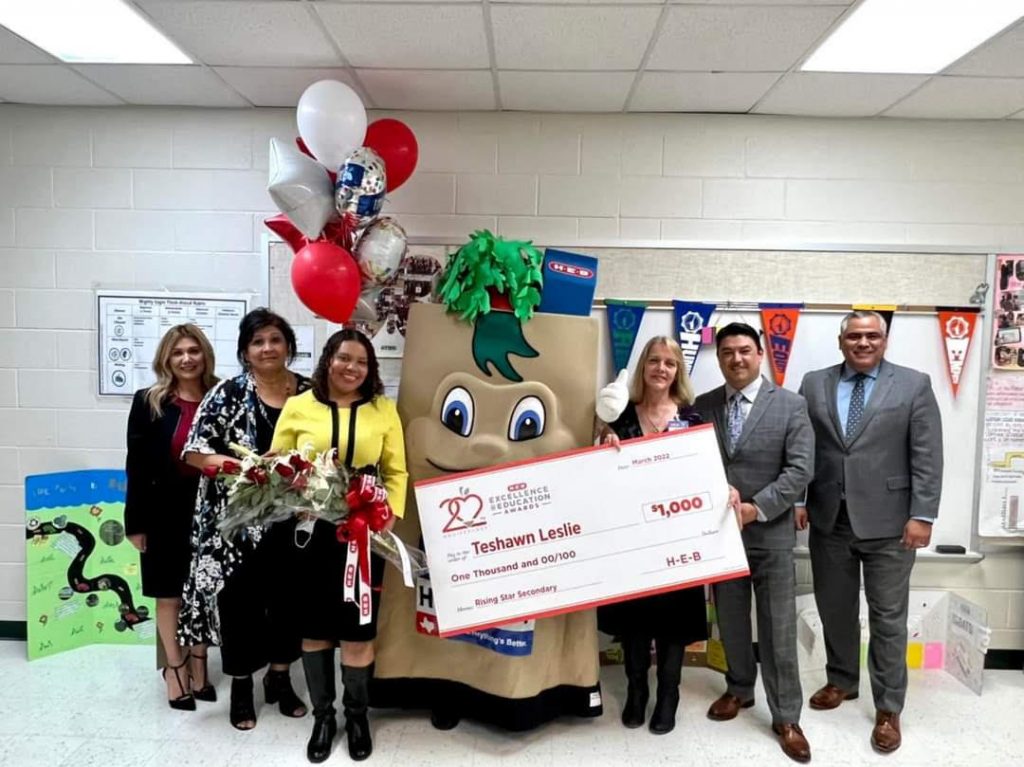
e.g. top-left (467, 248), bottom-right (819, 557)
top-left (266, 80), bottom-right (419, 324)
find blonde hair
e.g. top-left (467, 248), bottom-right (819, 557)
top-left (146, 324), bottom-right (218, 417)
top-left (629, 336), bottom-right (695, 407)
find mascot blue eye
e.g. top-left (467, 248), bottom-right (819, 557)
top-left (508, 396), bottom-right (545, 442)
top-left (441, 387), bottom-right (474, 437)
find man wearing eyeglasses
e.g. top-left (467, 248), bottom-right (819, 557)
top-left (798, 310), bottom-right (943, 755)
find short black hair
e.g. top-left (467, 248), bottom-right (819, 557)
top-left (236, 307), bottom-right (297, 368)
top-left (716, 322), bottom-right (762, 352)
top-left (312, 328), bottom-right (384, 403)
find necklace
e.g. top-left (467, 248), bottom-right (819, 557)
top-left (638, 403), bottom-right (675, 434)
top-left (254, 372), bottom-right (293, 397)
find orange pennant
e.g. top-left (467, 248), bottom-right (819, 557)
top-left (937, 310), bottom-right (978, 397)
top-left (760, 305), bottom-right (801, 386)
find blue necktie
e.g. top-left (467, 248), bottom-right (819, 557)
top-left (728, 392), bottom-right (745, 450)
top-left (846, 374), bottom-right (867, 439)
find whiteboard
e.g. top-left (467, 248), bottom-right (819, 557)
top-left (594, 306), bottom-right (983, 551)
top-left (97, 291), bottom-right (250, 396)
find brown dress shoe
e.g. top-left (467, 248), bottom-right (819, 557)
top-left (871, 711), bottom-right (901, 754)
top-left (773, 723), bottom-right (811, 763)
top-left (707, 693), bottom-right (755, 721)
top-left (808, 684), bottom-right (859, 710)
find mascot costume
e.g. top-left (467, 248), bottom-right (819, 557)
top-left (371, 232), bottom-right (602, 730)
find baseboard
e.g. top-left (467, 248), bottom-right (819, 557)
top-left (1, 621), bottom-right (1021, 670)
top-left (0, 621), bottom-right (27, 640)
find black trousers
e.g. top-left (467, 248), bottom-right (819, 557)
top-left (217, 524), bottom-right (302, 677)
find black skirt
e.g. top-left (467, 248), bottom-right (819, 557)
top-left (139, 478), bottom-right (198, 598)
top-left (271, 517), bottom-right (385, 642)
top-left (597, 584), bottom-right (709, 645)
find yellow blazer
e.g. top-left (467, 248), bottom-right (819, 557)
top-left (271, 389), bottom-right (408, 518)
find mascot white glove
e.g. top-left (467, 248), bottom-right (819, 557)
top-left (596, 368), bottom-right (630, 424)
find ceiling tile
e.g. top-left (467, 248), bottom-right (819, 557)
top-left (491, 6), bottom-right (661, 70)
top-left (500, 71), bottom-right (633, 112)
top-left (0, 65), bottom-right (122, 105)
top-left (630, 72), bottom-right (779, 113)
top-left (754, 72), bottom-right (927, 117)
top-left (215, 66), bottom-right (356, 107)
top-left (0, 26), bottom-right (55, 64)
top-left (74, 65), bottom-right (249, 107)
top-left (648, 5), bottom-right (845, 71)
top-left (883, 77), bottom-right (1024, 119)
top-left (357, 69), bottom-right (495, 110)
top-left (948, 20), bottom-right (1024, 78)
top-left (138, 1), bottom-right (342, 66)
top-left (315, 3), bottom-right (488, 68)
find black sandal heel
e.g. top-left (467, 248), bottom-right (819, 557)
top-left (189, 649), bottom-right (217, 703)
top-left (264, 668), bottom-right (307, 718)
top-left (230, 676), bottom-right (256, 730)
top-left (162, 658), bottom-right (196, 712)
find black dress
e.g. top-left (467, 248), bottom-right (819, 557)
top-left (124, 390), bottom-right (201, 599)
top-left (596, 402), bottom-right (710, 645)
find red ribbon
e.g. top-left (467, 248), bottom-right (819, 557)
top-left (337, 474), bottom-right (393, 586)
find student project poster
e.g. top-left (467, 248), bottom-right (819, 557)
top-left (992, 255), bottom-right (1024, 369)
top-left (25, 470), bottom-right (155, 660)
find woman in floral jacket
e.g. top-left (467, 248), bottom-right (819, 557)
top-left (179, 308), bottom-right (310, 731)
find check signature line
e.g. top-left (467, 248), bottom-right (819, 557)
top-left (640, 554), bottom-right (726, 576)
top-left (454, 532), bottom-right (709, 587)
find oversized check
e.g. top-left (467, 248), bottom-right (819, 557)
top-left (415, 423), bottom-right (750, 636)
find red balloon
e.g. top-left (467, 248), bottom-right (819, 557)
top-left (265, 213), bottom-right (354, 255)
top-left (291, 241), bottom-right (361, 323)
top-left (364, 119), bottom-right (418, 192)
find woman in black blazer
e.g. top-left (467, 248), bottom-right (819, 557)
top-left (125, 323), bottom-right (218, 710)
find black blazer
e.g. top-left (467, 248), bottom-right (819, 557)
top-left (124, 388), bottom-right (200, 537)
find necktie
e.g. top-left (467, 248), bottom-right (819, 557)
top-left (728, 392), bottom-right (745, 450)
top-left (846, 373), bottom-right (867, 439)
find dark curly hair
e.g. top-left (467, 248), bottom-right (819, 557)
top-left (236, 308), bottom-right (297, 368)
top-left (312, 328), bottom-right (383, 403)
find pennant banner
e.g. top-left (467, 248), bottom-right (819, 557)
top-left (852, 304), bottom-right (896, 335)
top-left (672, 301), bottom-right (716, 375)
top-left (937, 308), bottom-right (979, 398)
top-left (605, 300), bottom-right (646, 373)
top-left (760, 304), bottom-right (803, 386)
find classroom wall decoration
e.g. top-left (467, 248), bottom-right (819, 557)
top-left (24, 470), bottom-right (155, 660)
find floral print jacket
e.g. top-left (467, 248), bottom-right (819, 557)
top-left (176, 371), bottom-right (310, 647)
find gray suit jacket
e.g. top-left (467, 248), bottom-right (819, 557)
top-left (799, 359), bottom-right (943, 539)
top-left (694, 376), bottom-right (815, 550)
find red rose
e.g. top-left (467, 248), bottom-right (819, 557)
top-left (274, 463), bottom-right (295, 479)
top-left (201, 465), bottom-right (220, 478)
top-left (222, 460), bottom-right (242, 475)
top-left (246, 467), bottom-right (269, 485)
top-left (289, 454), bottom-right (313, 472)
top-left (290, 474), bottom-right (308, 491)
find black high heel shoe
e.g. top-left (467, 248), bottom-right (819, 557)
top-left (230, 676), bottom-right (256, 730)
top-left (189, 650), bottom-right (217, 703)
top-left (264, 668), bottom-right (307, 718)
top-left (162, 658), bottom-right (196, 712)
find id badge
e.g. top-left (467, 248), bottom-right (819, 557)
top-left (666, 419), bottom-right (689, 431)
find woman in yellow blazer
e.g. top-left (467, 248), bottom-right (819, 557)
top-left (271, 328), bottom-right (407, 765)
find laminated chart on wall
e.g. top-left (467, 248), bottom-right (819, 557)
top-left (24, 470), bottom-right (155, 661)
top-left (979, 374), bottom-right (1024, 536)
top-left (97, 292), bottom-right (249, 396)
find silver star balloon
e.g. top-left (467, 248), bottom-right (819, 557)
top-left (267, 137), bottom-right (336, 239)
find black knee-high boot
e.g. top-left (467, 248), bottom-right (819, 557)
top-left (621, 635), bottom-right (652, 728)
top-left (342, 663), bottom-right (373, 761)
top-left (650, 638), bottom-right (684, 735)
top-left (302, 650), bottom-right (337, 764)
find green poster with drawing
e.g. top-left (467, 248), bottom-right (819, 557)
top-left (25, 470), bottom-right (155, 660)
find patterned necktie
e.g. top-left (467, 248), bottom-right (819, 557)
top-left (728, 392), bottom-right (745, 450)
top-left (846, 373), bottom-right (867, 439)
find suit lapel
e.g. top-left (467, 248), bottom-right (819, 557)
top-left (825, 365), bottom-right (844, 442)
top-left (846, 359), bottom-right (894, 447)
top-left (733, 376), bottom-right (773, 455)
top-left (708, 386), bottom-right (730, 458)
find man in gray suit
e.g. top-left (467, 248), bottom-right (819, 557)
top-left (799, 310), bottom-right (942, 755)
top-left (695, 323), bottom-right (815, 764)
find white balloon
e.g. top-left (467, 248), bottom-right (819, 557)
top-left (296, 80), bottom-right (367, 170)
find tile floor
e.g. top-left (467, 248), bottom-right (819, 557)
top-left (0, 641), bottom-right (1020, 767)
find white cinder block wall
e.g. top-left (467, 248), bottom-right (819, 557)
top-left (1, 105), bottom-right (1023, 649)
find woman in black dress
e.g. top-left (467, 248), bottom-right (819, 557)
top-left (597, 335), bottom-right (709, 735)
top-left (125, 323), bottom-right (218, 710)
top-left (180, 309), bottom-right (309, 730)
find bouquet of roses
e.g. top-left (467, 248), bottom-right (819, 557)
top-left (206, 444), bottom-right (427, 587)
